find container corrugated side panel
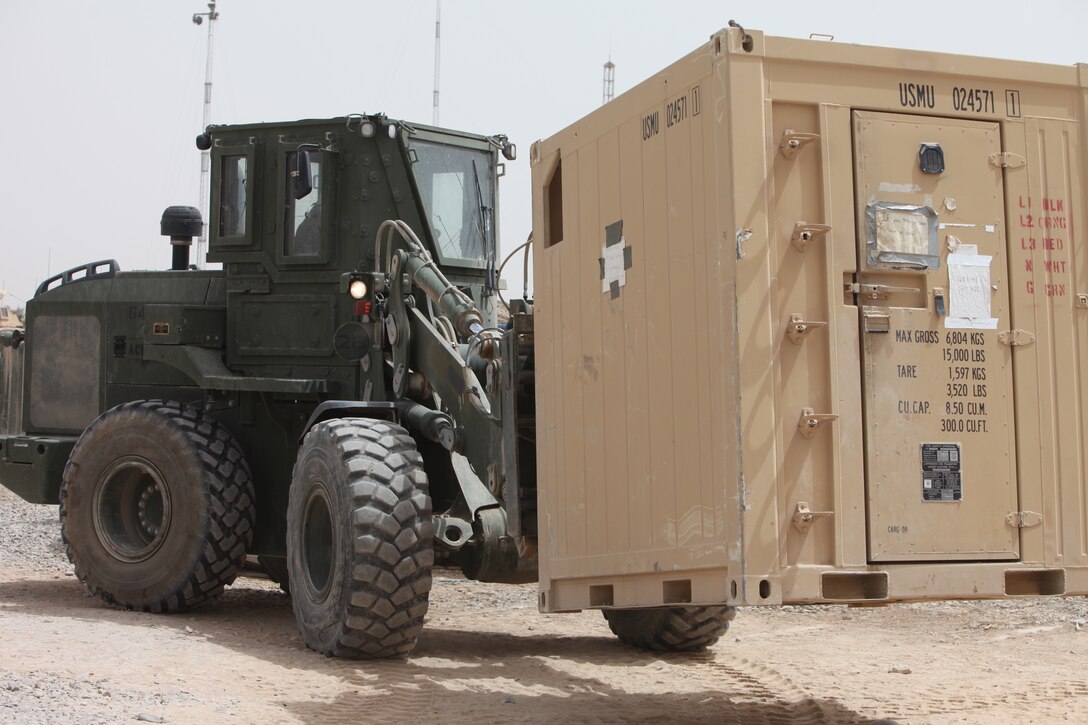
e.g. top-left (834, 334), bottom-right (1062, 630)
top-left (532, 40), bottom-right (740, 612)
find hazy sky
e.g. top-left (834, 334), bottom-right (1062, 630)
top-left (1, 0), bottom-right (1086, 305)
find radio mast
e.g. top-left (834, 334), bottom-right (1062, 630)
top-left (192, 2), bottom-right (219, 268)
top-left (433, 1), bottom-right (441, 124)
top-left (603, 57), bottom-right (615, 105)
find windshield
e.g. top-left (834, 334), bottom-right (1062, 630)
top-left (409, 140), bottom-right (494, 267)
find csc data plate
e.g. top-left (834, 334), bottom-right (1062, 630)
top-left (922, 443), bottom-right (961, 502)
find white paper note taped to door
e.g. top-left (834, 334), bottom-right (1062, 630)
top-left (875, 209), bottom-right (930, 256)
top-left (945, 253), bottom-right (998, 329)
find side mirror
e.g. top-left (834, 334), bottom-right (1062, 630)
top-left (292, 145), bottom-right (318, 200)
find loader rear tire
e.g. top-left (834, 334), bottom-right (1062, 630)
top-left (59, 400), bottom-right (255, 612)
top-left (287, 418), bottom-right (432, 659)
top-left (603, 605), bottom-right (736, 652)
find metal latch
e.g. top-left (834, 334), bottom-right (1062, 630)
top-left (933, 287), bottom-right (947, 317)
top-left (998, 329), bottom-right (1035, 347)
top-left (847, 283), bottom-right (921, 300)
top-left (862, 310), bottom-right (891, 333)
top-left (797, 407), bottom-right (838, 438)
top-left (988, 152), bottom-right (1026, 169)
top-left (786, 313), bottom-right (828, 344)
top-left (791, 222), bottom-right (832, 252)
top-left (779, 129), bottom-right (820, 160)
top-left (1006, 511), bottom-right (1042, 529)
top-left (792, 502), bottom-right (834, 534)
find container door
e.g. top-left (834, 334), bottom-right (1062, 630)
top-left (854, 111), bottom-right (1018, 562)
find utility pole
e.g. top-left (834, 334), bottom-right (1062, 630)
top-left (603, 57), bottom-right (615, 105)
top-left (192, 2), bottom-right (219, 268)
top-left (433, 0), bottom-right (441, 125)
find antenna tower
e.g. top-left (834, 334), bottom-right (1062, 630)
top-left (603, 57), bottom-right (615, 105)
top-left (192, 1), bottom-right (219, 269)
top-left (433, 1), bottom-right (441, 124)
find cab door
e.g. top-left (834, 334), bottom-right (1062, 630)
top-left (854, 111), bottom-right (1018, 562)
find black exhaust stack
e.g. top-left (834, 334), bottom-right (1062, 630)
top-left (160, 206), bottom-right (203, 270)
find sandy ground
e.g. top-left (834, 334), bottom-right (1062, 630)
top-left (3, 487), bottom-right (1088, 724)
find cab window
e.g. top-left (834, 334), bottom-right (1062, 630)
top-left (408, 140), bottom-right (494, 267)
top-left (284, 152), bottom-right (322, 256)
top-left (218, 155), bottom-right (248, 238)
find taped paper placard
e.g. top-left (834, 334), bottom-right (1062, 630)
top-left (945, 252), bottom-right (998, 329)
top-left (944, 316), bottom-right (998, 329)
top-left (601, 241), bottom-right (627, 293)
top-left (865, 201), bottom-right (939, 269)
top-left (875, 209), bottom-right (930, 255)
top-left (599, 220), bottom-right (632, 300)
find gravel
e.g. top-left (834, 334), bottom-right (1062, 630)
top-left (0, 486), bottom-right (67, 572)
top-left (0, 670), bottom-right (184, 725)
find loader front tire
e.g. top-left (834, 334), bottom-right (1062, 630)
top-left (603, 605), bottom-right (736, 652)
top-left (287, 419), bottom-right (432, 659)
top-left (59, 400), bottom-right (255, 612)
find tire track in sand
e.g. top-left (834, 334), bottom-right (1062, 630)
top-left (279, 633), bottom-right (866, 724)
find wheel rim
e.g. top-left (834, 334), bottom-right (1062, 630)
top-left (300, 485), bottom-right (335, 601)
top-left (92, 456), bottom-right (172, 563)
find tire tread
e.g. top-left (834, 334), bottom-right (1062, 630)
top-left (59, 400), bottom-right (255, 612)
top-left (603, 605), bottom-right (736, 652)
top-left (291, 419), bottom-right (432, 659)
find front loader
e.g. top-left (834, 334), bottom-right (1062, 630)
top-left (0, 114), bottom-right (559, 658)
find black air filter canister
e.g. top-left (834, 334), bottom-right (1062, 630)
top-left (160, 206), bottom-right (203, 270)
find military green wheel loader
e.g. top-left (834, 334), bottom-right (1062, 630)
top-left (0, 115), bottom-right (558, 658)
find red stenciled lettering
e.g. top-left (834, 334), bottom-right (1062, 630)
top-left (1019, 197), bottom-right (1065, 211)
top-left (1024, 259), bottom-right (1034, 272)
top-left (1020, 214), bottom-right (1034, 228)
top-left (1045, 283), bottom-right (1067, 297)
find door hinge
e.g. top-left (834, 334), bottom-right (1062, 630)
top-left (988, 152), bottom-right (1025, 169)
top-left (998, 329), bottom-right (1035, 347)
top-left (1006, 511), bottom-right (1042, 528)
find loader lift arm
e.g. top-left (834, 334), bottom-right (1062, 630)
top-left (372, 220), bottom-right (533, 582)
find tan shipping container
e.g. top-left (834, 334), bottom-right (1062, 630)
top-left (529, 26), bottom-right (1088, 613)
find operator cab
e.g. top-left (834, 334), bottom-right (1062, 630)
top-left (202, 115), bottom-right (511, 287)
top-left (194, 115), bottom-right (514, 381)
